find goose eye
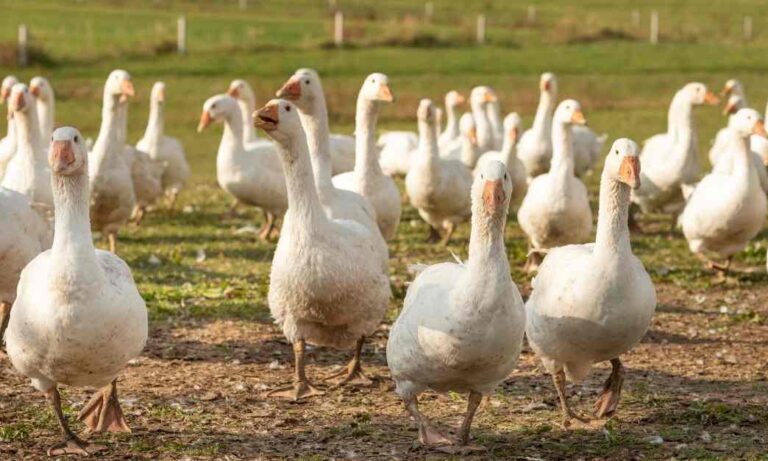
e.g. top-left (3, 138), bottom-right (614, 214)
top-left (286, 106), bottom-right (291, 112)
top-left (304, 80), bottom-right (310, 85)
top-left (504, 173), bottom-right (508, 180)
top-left (615, 149), bottom-right (619, 155)
top-left (212, 103), bottom-right (217, 109)
top-left (74, 135), bottom-right (79, 143)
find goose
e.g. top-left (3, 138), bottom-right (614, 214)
top-left (474, 113), bottom-right (527, 211)
top-left (276, 68), bottom-right (388, 264)
top-left (517, 72), bottom-right (557, 178)
top-left (518, 100), bottom-right (593, 271)
top-left (136, 82), bottom-right (191, 208)
top-left (227, 79), bottom-right (264, 146)
top-left (0, 75), bottom-right (19, 180)
top-left (255, 99), bottom-right (390, 400)
top-left (572, 123), bottom-right (607, 177)
top-left (484, 87), bottom-right (504, 150)
top-left (631, 83), bottom-right (719, 228)
top-left (387, 160), bottom-right (525, 449)
top-left (751, 99), bottom-right (768, 167)
top-left (332, 73), bottom-right (401, 241)
top-left (198, 94), bottom-right (287, 241)
top-left (0, 187), bottom-right (51, 340)
top-left (89, 70), bottom-right (137, 253)
top-left (30, 76), bottom-right (55, 143)
top-left (681, 108), bottom-right (767, 273)
top-left (438, 90), bottom-right (467, 149)
top-left (441, 112), bottom-right (479, 167)
top-left (469, 86), bottom-right (497, 155)
top-left (5, 127), bottom-right (147, 456)
top-left (406, 99), bottom-right (473, 245)
top-left (526, 138), bottom-right (656, 427)
top-left (1, 83), bottom-right (53, 208)
top-left (720, 78), bottom-right (747, 102)
top-left (709, 94), bottom-right (745, 166)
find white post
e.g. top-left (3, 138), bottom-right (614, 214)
top-left (18, 24), bottom-right (28, 67)
top-left (334, 10), bottom-right (344, 47)
top-left (631, 9), bottom-right (640, 28)
top-left (425, 2), bottom-right (434, 23)
top-left (476, 14), bottom-right (486, 45)
top-left (650, 10), bottom-right (659, 45)
top-left (177, 16), bottom-right (187, 55)
top-left (744, 16), bottom-right (753, 41)
top-left (528, 5), bottom-right (536, 24)
top-left (239, 0), bottom-right (247, 11)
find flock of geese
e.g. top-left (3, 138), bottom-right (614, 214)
top-left (0, 67), bottom-right (765, 455)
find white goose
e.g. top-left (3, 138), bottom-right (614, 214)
top-left (388, 160), bottom-right (525, 449)
top-left (136, 82), bottom-right (191, 208)
top-left (227, 79), bottom-right (265, 147)
top-left (0, 75), bottom-right (19, 180)
top-left (276, 68), bottom-right (388, 264)
top-left (720, 78), bottom-right (747, 102)
top-left (438, 90), bottom-right (468, 149)
top-left (475, 113), bottom-right (527, 211)
top-left (198, 94), bottom-right (287, 241)
top-left (1, 83), bottom-right (53, 208)
top-left (681, 108), bottom-right (767, 272)
top-left (89, 70), bottom-right (137, 253)
top-left (517, 72), bottom-right (556, 178)
top-left (5, 127), bottom-right (147, 456)
top-left (256, 99), bottom-right (390, 400)
top-left (332, 73), bottom-right (401, 241)
top-left (631, 83), bottom-right (718, 225)
top-left (441, 112), bottom-right (479, 167)
top-left (709, 94), bottom-right (745, 166)
top-left (518, 100), bottom-right (593, 271)
top-left (30, 76), bottom-right (55, 143)
top-left (406, 99), bottom-right (473, 244)
top-left (526, 138), bottom-right (656, 427)
top-left (484, 87), bottom-right (504, 150)
top-left (752, 99), bottom-right (768, 167)
top-left (469, 86), bottom-right (497, 155)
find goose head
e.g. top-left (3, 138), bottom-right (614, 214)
top-left (723, 94), bottom-right (745, 116)
top-left (470, 86), bottom-right (495, 110)
top-left (359, 73), bottom-right (393, 103)
top-left (721, 79), bottom-right (745, 98)
top-left (151, 81), bottom-right (165, 106)
top-left (197, 94), bottom-right (237, 132)
top-left (680, 82), bottom-right (718, 106)
top-left (227, 79), bottom-right (256, 105)
top-left (276, 68), bottom-right (322, 111)
top-left (417, 98), bottom-right (437, 132)
top-left (445, 90), bottom-right (466, 110)
top-left (553, 99), bottom-right (586, 126)
top-left (473, 160), bottom-right (512, 217)
top-left (731, 108), bottom-right (766, 139)
top-left (540, 72), bottom-right (558, 93)
top-left (503, 112), bottom-right (523, 144)
top-left (29, 76), bottom-right (53, 102)
top-left (8, 83), bottom-right (33, 115)
top-left (1, 75), bottom-right (19, 103)
top-left (105, 69), bottom-right (135, 104)
top-left (604, 138), bottom-right (640, 189)
top-left (253, 99), bottom-right (303, 152)
top-left (49, 126), bottom-right (88, 175)
top-left (459, 112), bottom-right (477, 145)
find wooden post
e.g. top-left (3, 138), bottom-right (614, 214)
top-left (650, 10), bottom-right (659, 45)
top-left (177, 16), bottom-right (187, 55)
top-left (744, 16), bottom-right (753, 41)
top-left (18, 24), bottom-right (28, 67)
top-left (476, 14), bottom-right (486, 44)
top-left (425, 2), bottom-right (434, 23)
top-left (528, 5), bottom-right (536, 24)
top-left (334, 10), bottom-right (344, 47)
top-left (631, 9), bottom-right (640, 28)
top-left (239, 0), bottom-right (247, 11)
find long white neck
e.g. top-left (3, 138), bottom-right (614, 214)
top-left (728, 130), bottom-right (753, 184)
top-left (50, 170), bottom-right (103, 281)
top-left (472, 102), bottom-right (494, 151)
top-left (443, 103), bottom-right (460, 139)
top-left (460, 133), bottom-right (477, 167)
top-left (276, 130), bottom-right (326, 229)
top-left (594, 173), bottom-right (632, 260)
top-left (667, 95), bottom-right (698, 171)
top-left (549, 120), bottom-right (574, 180)
top-left (237, 98), bottom-right (257, 143)
top-left (13, 105), bottom-right (47, 178)
top-left (5, 112), bottom-right (15, 141)
top-left (218, 107), bottom-right (245, 160)
top-left (487, 102), bottom-right (503, 141)
top-left (91, 95), bottom-right (122, 171)
top-left (353, 97), bottom-right (384, 184)
top-left (115, 101), bottom-right (130, 146)
top-left (416, 116), bottom-right (440, 170)
top-left (532, 90), bottom-right (555, 136)
top-left (500, 134), bottom-right (517, 167)
top-left (298, 95), bottom-right (334, 199)
top-left (141, 99), bottom-right (164, 156)
top-left (36, 96), bottom-right (54, 142)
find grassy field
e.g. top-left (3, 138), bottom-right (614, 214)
top-left (1, 1), bottom-right (768, 459)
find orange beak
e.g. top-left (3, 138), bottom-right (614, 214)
top-left (704, 91), bottom-right (720, 105)
top-left (227, 86), bottom-right (240, 98)
top-left (29, 84), bottom-right (40, 97)
top-left (377, 84), bottom-right (394, 102)
top-left (157, 88), bottom-right (165, 103)
top-left (119, 80), bottom-right (135, 103)
top-left (619, 156), bottom-right (641, 189)
top-left (482, 179), bottom-right (505, 213)
top-left (197, 110), bottom-right (213, 133)
top-left (276, 77), bottom-right (301, 100)
top-left (0, 86), bottom-right (9, 103)
top-left (540, 80), bottom-right (550, 91)
top-left (468, 126), bottom-right (478, 145)
top-left (50, 140), bottom-right (76, 173)
top-left (10, 91), bottom-right (24, 111)
top-left (484, 92), bottom-right (497, 103)
top-left (753, 120), bottom-right (767, 138)
top-left (253, 103), bottom-right (280, 132)
top-left (507, 126), bottom-right (519, 143)
top-left (722, 101), bottom-right (738, 116)
top-left (454, 93), bottom-right (466, 106)
top-left (719, 82), bottom-right (733, 97)
top-left (571, 110), bottom-right (586, 125)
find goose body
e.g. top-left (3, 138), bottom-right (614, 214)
top-left (474, 113), bottom-right (527, 211)
top-left (0, 75), bottom-right (19, 180)
top-left (572, 125), bottom-right (607, 176)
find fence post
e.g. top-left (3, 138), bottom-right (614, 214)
top-left (631, 9), bottom-right (640, 28)
top-left (18, 24), bottom-right (28, 67)
top-left (425, 2), bottom-right (434, 23)
top-left (744, 16), bottom-right (753, 41)
top-left (334, 10), bottom-right (344, 47)
top-left (476, 14), bottom-right (486, 44)
top-left (650, 10), bottom-right (659, 45)
top-left (527, 6), bottom-right (536, 24)
top-left (177, 16), bottom-right (187, 55)
top-left (239, 0), bottom-right (247, 11)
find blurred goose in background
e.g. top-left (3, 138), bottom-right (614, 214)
top-left (406, 99), bottom-right (472, 245)
top-left (1, 83), bottom-right (53, 208)
top-left (631, 82), bottom-right (719, 230)
top-left (438, 90), bottom-right (467, 149)
top-left (198, 94), bottom-right (287, 241)
top-left (475, 113), bottom-right (527, 211)
top-left (0, 75), bottom-right (19, 180)
top-left (332, 73), bottom-right (401, 241)
top-left (388, 160), bottom-right (525, 449)
top-left (709, 94), bottom-right (746, 166)
top-left (751, 99), bottom-right (768, 167)
top-left (484, 87), bottom-right (504, 150)
top-left (30, 76), bottom-right (55, 143)
top-left (5, 127), bottom-right (147, 456)
top-left (227, 79), bottom-right (264, 147)
top-left (256, 99), bottom-right (390, 400)
top-left (681, 108), bottom-right (767, 274)
top-left (136, 82), bottom-right (191, 208)
top-left (518, 72), bottom-right (557, 178)
top-left (469, 86), bottom-right (497, 155)
top-left (518, 100), bottom-right (592, 271)
top-left (526, 138), bottom-right (656, 427)
top-left (720, 78), bottom-right (747, 102)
